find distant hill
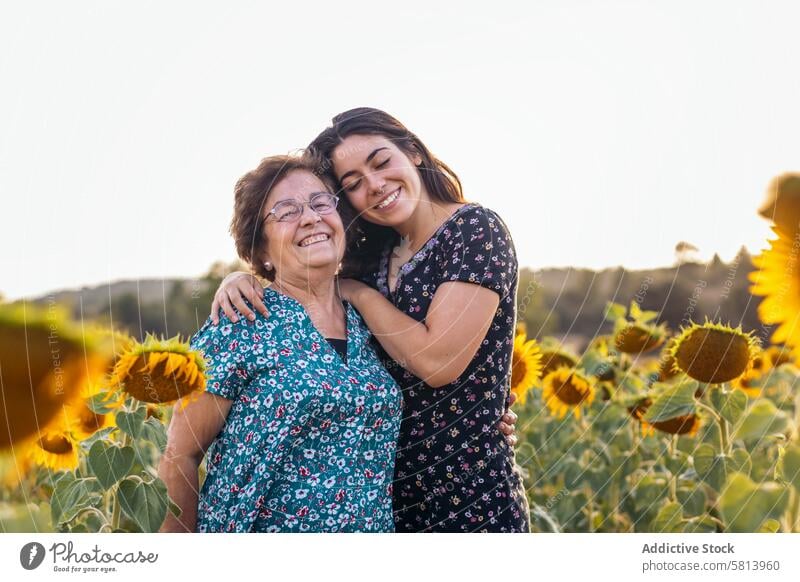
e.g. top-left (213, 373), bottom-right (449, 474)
top-left (33, 279), bottom-right (185, 314)
top-left (17, 251), bottom-right (767, 346)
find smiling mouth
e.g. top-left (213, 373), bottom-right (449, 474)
top-left (298, 233), bottom-right (331, 247)
top-left (373, 188), bottom-right (400, 210)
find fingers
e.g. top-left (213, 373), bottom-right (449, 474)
top-left (246, 282), bottom-right (269, 318)
top-left (219, 292), bottom-right (238, 323)
top-left (502, 409), bottom-right (518, 426)
top-left (227, 289), bottom-right (255, 322)
top-left (498, 421), bottom-right (513, 436)
top-left (504, 434), bottom-right (518, 447)
top-left (210, 295), bottom-right (221, 325)
top-left (508, 391), bottom-right (518, 408)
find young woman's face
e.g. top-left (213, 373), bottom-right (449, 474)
top-left (332, 134), bottom-right (426, 228)
top-left (260, 170), bottom-right (345, 279)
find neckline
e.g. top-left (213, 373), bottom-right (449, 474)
top-left (378, 202), bottom-right (479, 297)
top-left (264, 287), bottom-right (355, 366)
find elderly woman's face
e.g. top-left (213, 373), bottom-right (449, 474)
top-left (261, 170), bottom-right (345, 279)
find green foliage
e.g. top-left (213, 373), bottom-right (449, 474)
top-left (517, 331), bottom-right (799, 532)
top-left (643, 381), bottom-right (698, 423)
top-left (719, 473), bottom-right (790, 532)
top-left (117, 476), bottom-right (170, 533)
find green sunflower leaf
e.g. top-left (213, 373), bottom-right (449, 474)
top-left (117, 475), bottom-right (169, 533)
top-left (643, 380), bottom-right (698, 423)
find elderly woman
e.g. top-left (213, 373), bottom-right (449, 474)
top-left (158, 155), bottom-right (402, 532)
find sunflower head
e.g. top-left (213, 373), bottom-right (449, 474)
top-left (62, 383), bottom-right (119, 439)
top-left (112, 334), bottom-right (206, 406)
top-left (615, 323), bottom-right (667, 354)
top-left (731, 368), bottom-right (763, 398)
top-left (542, 367), bottom-right (596, 420)
top-left (510, 333), bottom-right (543, 405)
top-left (539, 348), bottom-right (579, 378)
top-left (608, 300), bottom-right (667, 355)
top-left (626, 397), bottom-right (656, 436)
top-left (628, 397), bottom-right (700, 436)
top-left (650, 414), bottom-right (701, 436)
top-left (670, 320), bottom-right (759, 384)
top-left (0, 302), bottom-right (115, 450)
top-left (657, 338), bottom-right (681, 381)
top-left (758, 172), bottom-right (800, 236)
top-left (749, 348), bottom-right (772, 374)
top-left (28, 429), bottom-right (79, 471)
top-left (749, 227), bottom-right (800, 356)
top-left (766, 345), bottom-right (794, 368)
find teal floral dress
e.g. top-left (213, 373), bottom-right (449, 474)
top-left (191, 288), bottom-right (402, 532)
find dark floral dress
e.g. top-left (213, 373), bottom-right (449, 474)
top-left (363, 203), bottom-right (530, 532)
top-left (192, 288), bottom-right (402, 532)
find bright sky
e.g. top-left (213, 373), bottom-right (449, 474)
top-left (1, 1), bottom-right (798, 300)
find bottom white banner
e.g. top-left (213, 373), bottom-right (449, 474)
top-left (1, 533), bottom-right (798, 581)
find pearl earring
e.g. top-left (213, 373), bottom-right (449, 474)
top-left (264, 261), bottom-right (273, 271)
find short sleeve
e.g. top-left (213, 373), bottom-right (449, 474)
top-left (437, 206), bottom-right (518, 299)
top-left (190, 316), bottom-right (251, 401)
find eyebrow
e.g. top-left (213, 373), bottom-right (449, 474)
top-left (338, 147), bottom-right (389, 183)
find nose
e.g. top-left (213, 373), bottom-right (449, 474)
top-left (298, 202), bottom-right (322, 227)
top-left (363, 172), bottom-right (387, 196)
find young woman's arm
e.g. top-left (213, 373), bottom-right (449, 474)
top-left (339, 278), bottom-right (498, 388)
top-left (158, 393), bottom-right (232, 532)
top-left (209, 272), bottom-right (268, 324)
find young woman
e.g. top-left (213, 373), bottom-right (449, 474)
top-left (212, 108), bottom-right (528, 532)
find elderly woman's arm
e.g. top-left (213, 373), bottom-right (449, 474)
top-left (158, 393), bottom-right (232, 532)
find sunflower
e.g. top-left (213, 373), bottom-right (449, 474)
top-left (749, 226), bottom-right (800, 358)
top-left (587, 336), bottom-right (616, 381)
top-left (112, 335), bottom-right (206, 406)
top-left (729, 348), bottom-right (770, 398)
top-left (627, 397), bottom-right (655, 436)
top-left (657, 338), bottom-right (681, 381)
top-left (0, 449), bottom-right (34, 489)
top-left (0, 302), bottom-right (114, 450)
top-left (651, 414), bottom-right (700, 436)
top-left (61, 383), bottom-right (120, 439)
top-left (614, 323), bottom-right (667, 354)
top-left (539, 349), bottom-right (579, 378)
top-left (510, 333), bottom-right (543, 405)
top-left (542, 367), bottom-right (595, 420)
top-left (670, 320), bottom-right (759, 384)
top-left (731, 368), bottom-right (763, 398)
top-left (766, 345), bottom-right (794, 368)
top-left (626, 396), bottom-right (701, 436)
top-left (28, 429), bottom-right (79, 471)
top-left (757, 172), bottom-right (800, 236)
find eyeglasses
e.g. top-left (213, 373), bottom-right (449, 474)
top-left (263, 192), bottom-right (339, 224)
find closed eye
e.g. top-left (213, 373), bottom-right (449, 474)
top-left (344, 179), bottom-right (361, 192)
top-left (376, 157), bottom-right (390, 168)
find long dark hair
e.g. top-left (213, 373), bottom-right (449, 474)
top-left (306, 107), bottom-right (466, 280)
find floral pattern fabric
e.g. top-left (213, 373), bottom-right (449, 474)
top-left (366, 203), bottom-right (531, 532)
top-left (192, 288), bottom-right (402, 532)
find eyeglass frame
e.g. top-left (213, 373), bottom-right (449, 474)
top-left (262, 192), bottom-right (340, 225)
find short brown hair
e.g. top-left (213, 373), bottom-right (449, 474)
top-left (230, 155), bottom-right (331, 281)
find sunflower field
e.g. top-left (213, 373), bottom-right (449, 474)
top-left (1, 173), bottom-right (800, 533)
top-left (512, 173), bottom-right (800, 532)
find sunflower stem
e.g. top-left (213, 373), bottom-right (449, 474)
top-left (787, 488), bottom-right (800, 533)
top-left (585, 493), bottom-right (594, 532)
top-left (718, 416), bottom-right (730, 455)
top-left (668, 435), bottom-right (678, 502)
top-left (110, 431), bottom-right (132, 531)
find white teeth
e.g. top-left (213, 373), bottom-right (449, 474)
top-left (375, 190), bottom-right (399, 209)
top-left (299, 234), bottom-right (330, 247)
